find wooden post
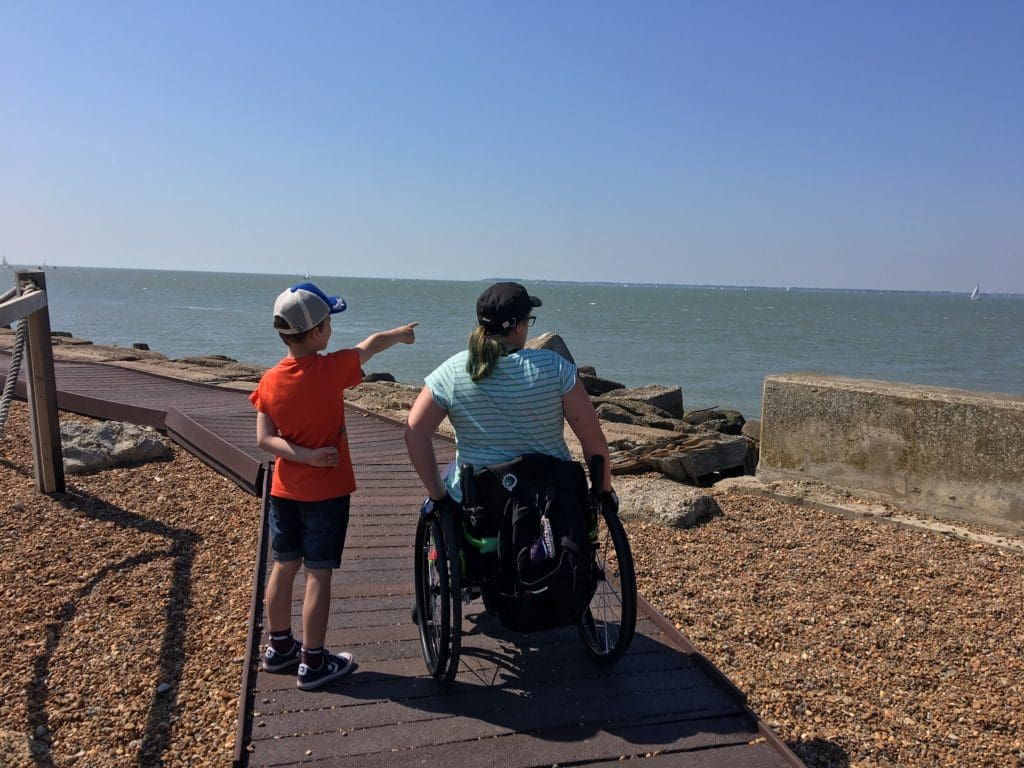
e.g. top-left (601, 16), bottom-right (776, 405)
top-left (16, 269), bottom-right (65, 493)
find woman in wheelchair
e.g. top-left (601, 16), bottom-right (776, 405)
top-left (404, 282), bottom-right (637, 681)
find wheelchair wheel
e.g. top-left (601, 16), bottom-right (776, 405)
top-left (413, 510), bottom-right (462, 682)
top-left (577, 501), bottom-right (637, 665)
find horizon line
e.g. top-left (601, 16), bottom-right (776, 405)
top-left (5, 262), bottom-right (1021, 298)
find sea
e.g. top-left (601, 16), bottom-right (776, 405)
top-left (14, 266), bottom-right (1024, 419)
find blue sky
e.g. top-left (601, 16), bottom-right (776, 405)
top-left (2, 1), bottom-right (1022, 292)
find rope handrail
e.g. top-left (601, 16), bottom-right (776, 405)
top-left (0, 280), bottom-right (41, 435)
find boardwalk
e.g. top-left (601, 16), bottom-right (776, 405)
top-left (1, 354), bottom-right (803, 767)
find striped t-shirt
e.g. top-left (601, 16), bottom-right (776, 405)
top-left (424, 348), bottom-right (577, 501)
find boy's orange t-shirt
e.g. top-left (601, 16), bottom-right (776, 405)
top-left (249, 348), bottom-right (363, 501)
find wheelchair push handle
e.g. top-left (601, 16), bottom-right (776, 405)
top-left (460, 463), bottom-right (476, 507)
top-left (588, 455), bottom-right (605, 495)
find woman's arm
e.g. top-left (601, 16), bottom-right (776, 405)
top-left (562, 380), bottom-right (612, 491)
top-left (256, 411), bottom-right (339, 467)
top-left (404, 386), bottom-right (450, 500)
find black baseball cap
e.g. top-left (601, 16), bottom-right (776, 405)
top-left (476, 282), bottom-right (542, 333)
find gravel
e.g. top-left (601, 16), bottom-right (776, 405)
top-left (626, 490), bottom-right (1024, 767)
top-left (1, 404), bottom-right (259, 767)
top-left (3, 399), bottom-right (1022, 767)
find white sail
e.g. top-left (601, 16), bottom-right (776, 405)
top-left (969, 284), bottom-right (981, 300)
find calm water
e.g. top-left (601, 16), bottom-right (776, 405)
top-left (18, 267), bottom-right (1024, 419)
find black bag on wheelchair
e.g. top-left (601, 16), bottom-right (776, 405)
top-left (462, 453), bottom-right (597, 633)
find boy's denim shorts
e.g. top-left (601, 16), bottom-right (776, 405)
top-left (268, 495), bottom-right (350, 569)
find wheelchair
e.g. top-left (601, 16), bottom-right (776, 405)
top-left (413, 453), bottom-right (637, 682)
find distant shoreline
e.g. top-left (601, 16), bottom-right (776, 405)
top-left (7, 264), bottom-right (1022, 296)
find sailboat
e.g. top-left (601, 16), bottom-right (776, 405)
top-left (969, 284), bottom-right (981, 301)
top-left (1, 254), bottom-right (9, 268)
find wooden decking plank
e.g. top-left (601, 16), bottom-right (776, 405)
top-left (247, 712), bottom-right (760, 767)
top-left (586, 742), bottom-right (798, 767)
top-left (255, 666), bottom-right (732, 728)
top-left (254, 672), bottom-right (740, 744)
top-left (256, 629), bottom-right (686, 696)
top-left (248, 718), bottom-right (763, 767)
top-left (254, 649), bottom-right (704, 713)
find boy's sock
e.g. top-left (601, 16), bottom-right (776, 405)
top-left (269, 629), bottom-right (296, 654)
top-left (301, 646), bottom-right (325, 670)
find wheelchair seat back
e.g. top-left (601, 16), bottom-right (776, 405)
top-left (462, 453), bottom-right (598, 632)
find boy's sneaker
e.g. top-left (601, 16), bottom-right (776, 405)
top-left (297, 651), bottom-right (355, 690)
top-left (262, 640), bottom-right (301, 672)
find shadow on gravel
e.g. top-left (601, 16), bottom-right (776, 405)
top-left (25, 487), bottom-right (199, 768)
top-left (790, 736), bottom-right (850, 767)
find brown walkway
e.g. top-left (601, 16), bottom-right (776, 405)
top-left (1, 354), bottom-right (803, 767)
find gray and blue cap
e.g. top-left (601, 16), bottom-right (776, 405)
top-left (273, 282), bottom-right (347, 334)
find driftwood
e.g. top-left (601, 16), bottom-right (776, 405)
top-left (610, 431), bottom-right (754, 484)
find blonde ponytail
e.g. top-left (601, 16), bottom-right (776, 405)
top-left (466, 325), bottom-right (505, 381)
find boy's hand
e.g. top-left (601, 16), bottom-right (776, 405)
top-left (306, 446), bottom-right (340, 467)
top-left (393, 322), bottom-right (417, 345)
top-left (356, 322), bottom-right (418, 364)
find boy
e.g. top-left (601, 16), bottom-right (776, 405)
top-left (249, 281), bottom-right (416, 690)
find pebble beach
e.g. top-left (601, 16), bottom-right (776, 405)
top-left (1, 353), bottom-right (1023, 766)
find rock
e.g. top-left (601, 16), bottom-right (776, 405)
top-left (603, 384), bottom-right (683, 418)
top-left (615, 474), bottom-right (721, 528)
top-left (51, 331), bottom-right (73, 338)
top-left (714, 475), bottom-right (770, 494)
top-left (596, 402), bottom-right (637, 424)
top-left (741, 418), bottom-right (761, 441)
top-left (132, 342), bottom-right (150, 350)
top-left (177, 354), bottom-right (239, 365)
top-left (594, 400), bottom-right (681, 431)
top-left (61, 421), bottom-right (173, 474)
top-left (525, 332), bottom-right (575, 363)
top-left (578, 369), bottom-right (625, 396)
top-left (683, 407), bottom-right (746, 435)
top-left (346, 381), bottom-right (422, 418)
top-left (363, 371), bottom-right (396, 383)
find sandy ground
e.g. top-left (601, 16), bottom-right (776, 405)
top-left (1, 339), bottom-right (1023, 766)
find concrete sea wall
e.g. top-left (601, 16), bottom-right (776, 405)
top-left (758, 374), bottom-right (1024, 533)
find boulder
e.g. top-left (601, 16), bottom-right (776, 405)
top-left (177, 354), bottom-right (239, 365)
top-left (741, 418), bottom-right (761, 441)
top-left (604, 384), bottom-right (683, 419)
top-left (61, 421), bottom-right (173, 474)
top-left (683, 408), bottom-right (746, 435)
top-left (593, 399), bottom-right (680, 431)
top-left (525, 332), bottom-right (575, 363)
top-left (363, 371), bottom-right (396, 383)
top-left (615, 474), bottom-right (721, 528)
top-left (576, 366), bottom-right (627, 397)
